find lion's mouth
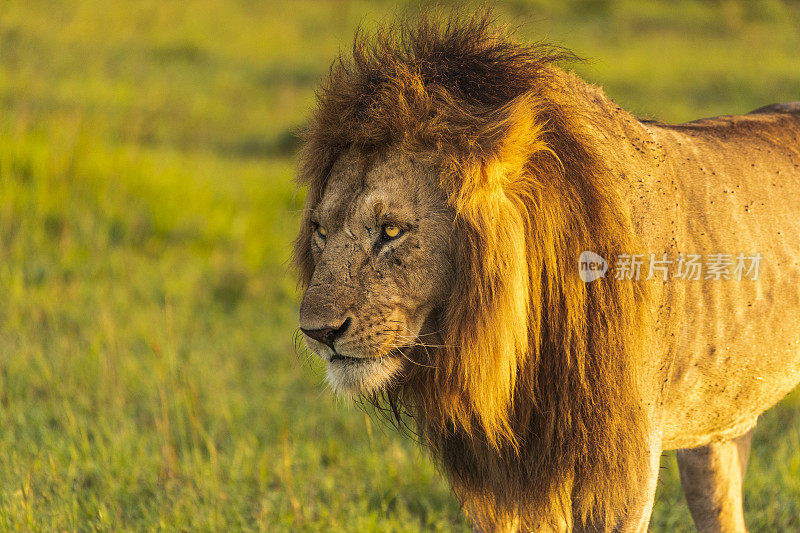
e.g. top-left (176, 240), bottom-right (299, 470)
top-left (329, 353), bottom-right (362, 363)
top-left (329, 353), bottom-right (388, 364)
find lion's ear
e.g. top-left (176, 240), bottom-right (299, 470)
top-left (438, 96), bottom-right (552, 447)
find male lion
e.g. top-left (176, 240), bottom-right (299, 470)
top-left (294, 14), bottom-right (800, 532)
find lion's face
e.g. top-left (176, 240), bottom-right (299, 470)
top-left (299, 148), bottom-right (454, 394)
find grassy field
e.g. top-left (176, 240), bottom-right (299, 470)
top-left (0, 0), bottom-right (799, 530)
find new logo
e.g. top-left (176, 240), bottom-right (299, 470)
top-left (578, 251), bottom-right (608, 283)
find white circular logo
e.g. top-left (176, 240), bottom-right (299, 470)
top-left (578, 251), bottom-right (608, 283)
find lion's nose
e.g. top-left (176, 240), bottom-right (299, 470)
top-left (301, 317), bottom-right (351, 350)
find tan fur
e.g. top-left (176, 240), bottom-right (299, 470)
top-left (295, 13), bottom-right (800, 532)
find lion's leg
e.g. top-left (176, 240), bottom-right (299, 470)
top-left (619, 437), bottom-right (663, 533)
top-left (677, 428), bottom-right (754, 533)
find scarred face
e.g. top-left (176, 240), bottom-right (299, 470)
top-left (298, 148), bottom-right (454, 394)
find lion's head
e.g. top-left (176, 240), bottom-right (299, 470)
top-left (295, 13), bottom-right (651, 529)
top-left (297, 146), bottom-right (453, 394)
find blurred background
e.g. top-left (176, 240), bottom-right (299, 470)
top-left (0, 0), bottom-right (798, 530)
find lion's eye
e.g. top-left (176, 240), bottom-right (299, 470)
top-left (382, 224), bottom-right (401, 240)
top-left (313, 223), bottom-right (326, 239)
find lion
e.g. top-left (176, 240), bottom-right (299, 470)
top-left (293, 13), bottom-right (800, 532)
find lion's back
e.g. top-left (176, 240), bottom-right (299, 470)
top-left (748, 101), bottom-right (800, 115)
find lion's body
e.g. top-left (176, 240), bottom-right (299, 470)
top-left (295, 15), bottom-right (800, 531)
top-left (651, 109), bottom-right (800, 449)
top-left (573, 76), bottom-right (800, 452)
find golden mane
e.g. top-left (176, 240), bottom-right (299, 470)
top-left (295, 13), bottom-right (652, 529)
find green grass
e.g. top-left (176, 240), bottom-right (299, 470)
top-left (0, 0), bottom-right (798, 530)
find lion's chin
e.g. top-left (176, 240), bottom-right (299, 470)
top-left (325, 356), bottom-right (403, 395)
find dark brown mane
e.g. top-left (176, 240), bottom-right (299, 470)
top-left (295, 12), bottom-right (651, 530)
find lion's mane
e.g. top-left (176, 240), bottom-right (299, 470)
top-left (295, 13), bottom-right (652, 529)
